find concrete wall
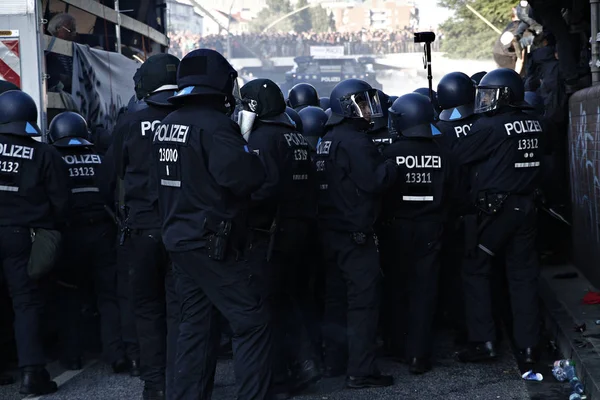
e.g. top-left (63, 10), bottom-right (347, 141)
top-left (569, 86), bottom-right (600, 287)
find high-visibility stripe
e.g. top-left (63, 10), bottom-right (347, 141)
top-left (161, 179), bottom-right (181, 187)
top-left (0, 39), bottom-right (20, 87)
top-left (0, 185), bottom-right (18, 192)
top-left (514, 161), bottom-right (540, 168)
top-left (403, 195), bottom-right (434, 201)
top-left (72, 187), bottom-right (100, 193)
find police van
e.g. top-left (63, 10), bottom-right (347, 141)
top-left (282, 46), bottom-right (382, 96)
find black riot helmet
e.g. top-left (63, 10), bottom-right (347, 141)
top-left (48, 111), bottom-right (93, 147)
top-left (134, 53), bottom-right (180, 100)
top-left (0, 90), bottom-right (42, 137)
top-left (0, 79), bottom-right (20, 95)
top-left (470, 71), bottom-right (487, 85)
top-left (299, 106), bottom-right (328, 149)
top-left (329, 79), bottom-right (383, 128)
top-left (240, 78), bottom-right (287, 120)
top-left (388, 93), bottom-right (442, 138)
top-left (288, 83), bottom-right (319, 112)
top-left (319, 97), bottom-right (330, 110)
top-left (437, 72), bottom-right (476, 122)
top-left (169, 49), bottom-right (239, 113)
top-left (475, 68), bottom-right (528, 114)
top-left (524, 91), bottom-right (544, 116)
top-left (285, 107), bottom-right (303, 133)
top-left (413, 88), bottom-right (441, 113)
top-left (370, 89), bottom-right (390, 132)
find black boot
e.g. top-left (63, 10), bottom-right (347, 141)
top-left (111, 357), bottom-right (129, 374)
top-left (520, 347), bottom-right (539, 364)
top-left (143, 387), bottom-right (165, 400)
top-left (129, 359), bottom-right (141, 377)
top-left (0, 373), bottom-right (14, 386)
top-left (19, 367), bottom-right (58, 395)
top-left (408, 357), bottom-right (432, 375)
top-left (292, 359), bottom-right (322, 392)
top-left (456, 341), bottom-right (498, 363)
top-left (346, 374), bottom-right (393, 389)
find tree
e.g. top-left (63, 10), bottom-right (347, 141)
top-left (328, 11), bottom-right (337, 32)
top-left (310, 6), bottom-right (330, 33)
top-left (294, 0), bottom-right (312, 33)
top-left (438, 0), bottom-right (515, 59)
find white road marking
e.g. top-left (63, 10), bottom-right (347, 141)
top-left (23, 359), bottom-right (98, 400)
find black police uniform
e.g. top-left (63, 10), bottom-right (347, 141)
top-left (315, 80), bottom-right (397, 382)
top-left (370, 90), bottom-right (398, 151)
top-left (298, 106), bottom-right (328, 156)
top-left (48, 112), bottom-right (125, 372)
top-left (454, 102), bottom-right (541, 356)
top-left (0, 90), bottom-right (69, 395)
top-left (381, 93), bottom-right (451, 373)
top-left (112, 92), bottom-right (180, 397)
top-left (242, 79), bottom-right (320, 389)
top-left (153, 49), bottom-right (271, 400)
top-left (99, 140), bottom-right (141, 373)
top-left (435, 73), bottom-right (481, 338)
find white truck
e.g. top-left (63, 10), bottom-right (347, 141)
top-left (0, 0), bottom-right (169, 140)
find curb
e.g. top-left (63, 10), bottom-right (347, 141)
top-left (538, 264), bottom-right (600, 400)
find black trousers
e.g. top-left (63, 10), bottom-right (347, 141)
top-left (386, 220), bottom-right (443, 359)
top-left (128, 229), bottom-right (178, 392)
top-left (116, 241), bottom-right (139, 362)
top-left (0, 227), bottom-right (45, 367)
top-left (170, 248), bottom-right (273, 400)
top-left (463, 196), bottom-right (540, 349)
top-left (56, 222), bottom-right (124, 364)
top-left (321, 229), bottom-right (381, 377)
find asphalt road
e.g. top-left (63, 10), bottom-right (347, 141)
top-left (0, 328), bottom-right (574, 400)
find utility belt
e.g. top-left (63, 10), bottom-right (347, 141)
top-left (65, 215), bottom-right (113, 228)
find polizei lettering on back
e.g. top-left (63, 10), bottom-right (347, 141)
top-left (141, 120), bottom-right (161, 136)
top-left (396, 155), bottom-right (442, 169)
top-left (153, 124), bottom-right (190, 144)
top-left (284, 132), bottom-right (308, 147)
top-left (454, 124), bottom-right (472, 138)
top-left (62, 154), bottom-right (102, 165)
top-left (0, 143), bottom-right (34, 160)
top-left (316, 140), bottom-right (332, 155)
top-left (503, 120), bottom-right (542, 136)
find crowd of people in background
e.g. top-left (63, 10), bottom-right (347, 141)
top-left (168, 29), bottom-right (442, 59)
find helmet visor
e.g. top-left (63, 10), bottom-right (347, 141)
top-left (339, 89), bottom-right (383, 120)
top-left (475, 87), bottom-right (511, 114)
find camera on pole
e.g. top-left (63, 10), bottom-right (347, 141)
top-left (414, 32), bottom-right (436, 101)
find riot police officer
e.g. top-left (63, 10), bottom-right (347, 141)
top-left (48, 111), bottom-right (126, 372)
top-left (0, 90), bottom-right (70, 395)
top-left (298, 106), bottom-right (328, 154)
top-left (454, 68), bottom-right (542, 364)
top-left (319, 96), bottom-right (330, 111)
top-left (288, 83), bottom-right (320, 112)
top-left (370, 90), bottom-right (398, 150)
top-left (112, 53), bottom-right (181, 400)
top-left (315, 79), bottom-right (397, 388)
top-left (381, 93), bottom-right (451, 374)
top-left (436, 72), bottom-right (480, 149)
top-left (435, 71), bottom-right (481, 344)
top-left (240, 78), bottom-right (320, 396)
top-left (153, 49), bottom-right (270, 400)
